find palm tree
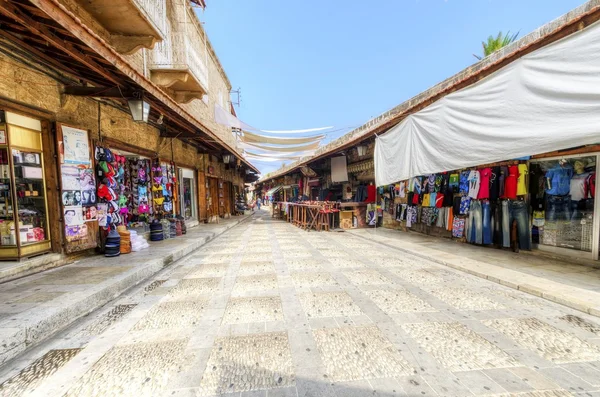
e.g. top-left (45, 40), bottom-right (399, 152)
top-left (473, 31), bottom-right (519, 60)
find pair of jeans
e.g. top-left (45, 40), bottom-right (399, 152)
top-left (502, 200), bottom-right (531, 250)
top-left (546, 194), bottom-right (571, 222)
top-left (482, 200), bottom-right (492, 245)
top-left (468, 200), bottom-right (483, 245)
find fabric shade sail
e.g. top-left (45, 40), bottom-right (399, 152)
top-left (375, 20), bottom-right (600, 186)
top-left (241, 131), bottom-right (324, 145)
top-left (244, 151), bottom-right (304, 161)
top-left (241, 141), bottom-right (321, 153)
top-left (265, 185), bottom-right (283, 197)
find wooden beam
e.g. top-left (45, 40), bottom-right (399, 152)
top-left (63, 85), bottom-right (137, 97)
top-left (0, 0), bottom-right (123, 86)
top-left (0, 28), bottom-right (79, 76)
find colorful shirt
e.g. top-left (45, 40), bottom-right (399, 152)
top-left (452, 216), bottom-right (465, 238)
top-left (504, 165), bottom-right (520, 199)
top-left (545, 165), bottom-right (573, 196)
top-left (478, 168), bottom-right (491, 199)
top-left (459, 196), bottom-right (471, 215)
top-left (517, 164), bottom-right (528, 196)
top-left (467, 170), bottom-right (481, 199)
top-left (459, 171), bottom-right (470, 194)
top-left (449, 173), bottom-right (460, 188)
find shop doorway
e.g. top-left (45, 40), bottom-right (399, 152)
top-left (529, 153), bottom-right (600, 260)
top-left (179, 168), bottom-right (196, 221)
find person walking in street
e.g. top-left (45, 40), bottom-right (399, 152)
top-left (257, 198), bottom-right (261, 211)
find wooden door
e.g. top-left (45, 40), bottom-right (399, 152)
top-left (197, 171), bottom-right (206, 221)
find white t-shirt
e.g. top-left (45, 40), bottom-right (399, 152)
top-left (468, 170), bottom-right (481, 199)
top-left (570, 172), bottom-right (589, 201)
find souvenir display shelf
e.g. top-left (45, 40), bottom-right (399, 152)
top-left (0, 123), bottom-right (50, 259)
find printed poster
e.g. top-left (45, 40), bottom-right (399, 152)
top-left (97, 203), bottom-right (108, 227)
top-left (62, 126), bottom-right (90, 165)
top-left (65, 224), bottom-right (88, 242)
top-left (64, 205), bottom-right (84, 226)
top-left (61, 165), bottom-right (80, 190)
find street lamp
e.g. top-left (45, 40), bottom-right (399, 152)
top-left (127, 92), bottom-right (151, 123)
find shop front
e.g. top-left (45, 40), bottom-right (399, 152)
top-left (179, 168), bottom-right (197, 222)
top-left (0, 111), bottom-right (53, 259)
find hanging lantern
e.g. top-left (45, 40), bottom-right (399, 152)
top-left (222, 154), bottom-right (232, 163)
top-left (356, 144), bottom-right (367, 156)
top-left (127, 92), bottom-right (151, 123)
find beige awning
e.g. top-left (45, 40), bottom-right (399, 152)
top-left (242, 130), bottom-right (324, 145)
top-left (243, 141), bottom-right (321, 153)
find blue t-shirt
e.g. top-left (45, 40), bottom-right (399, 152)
top-left (459, 171), bottom-right (470, 195)
top-left (545, 165), bottom-right (573, 196)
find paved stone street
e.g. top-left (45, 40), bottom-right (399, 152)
top-left (1, 209), bottom-right (600, 397)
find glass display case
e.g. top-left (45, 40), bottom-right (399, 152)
top-left (0, 116), bottom-right (51, 259)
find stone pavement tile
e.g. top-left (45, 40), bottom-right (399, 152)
top-left (186, 264), bottom-right (229, 278)
top-left (0, 348), bottom-right (82, 397)
top-left (308, 317), bottom-right (340, 330)
top-left (425, 287), bottom-right (506, 311)
top-left (165, 347), bottom-right (212, 390)
top-left (557, 314), bottom-right (600, 337)
top-left (324, 257), bottom-right (367, 269)
top-left (202, 254), bottom-right (234, 264)
top-left (288, 328), bottom-right (322, 370)
top-left (332, 379), bottom-right (374, 397)
top-left (291, 272), bottom-right (338, 288)
top-left (403, 322), bottom-right (519, 372)
top-left (285, 259), bottom-right (323, 271)
top-left (507, 367), bottom-right (560, 391)
top-left (483, 318), bottom-right (600, 364)
top-left (343, 269), bottom-right (392, 286)
top-left (265, 386), bottom-right (297, 397)
top-left (295, 379), bottom-right (337, 397)
top-left (239, 262), bottom-right (277, 276)
top-left (395, 375), bottom-right (438, 396)
top-left (365, 289), bottom-right (437, 314)
top-left (232, 274), bottom-right (279, 295)
top-left (483, 368), bottom-right (535, 393)
top-left (64, 339), bottom-right (187, 397)
top-left (168, 278), bottom-right (221, 299)
top-left (222, 296), bottom-right (284, 324)
top-left (312, 325), bottom-right (413, 382)
top-left (198, 332), bottom-right (295, 396)
top-left (454, 370), bottom-right (507, 395)
top-left (132, 300), bottom-right (209, 330)
top-left (370, 377), bottom-right (408, 396)
top-left (241, 389), bottom-right (267, 396)
top-left (479, 332), bottom-right (524, 351)
top-left (560, 363), bottom-right (600, 387)
top-left (298, 291), bottom-right (363, 318)
top-left (538, 367), bottom-right (594, 393)
top-left (421, 370), bottom-right (474, 396)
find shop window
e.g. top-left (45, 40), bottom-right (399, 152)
top-left (179, 168), bottom-right (196, 220)
top-left (530, 155), bottom-right (596, 252)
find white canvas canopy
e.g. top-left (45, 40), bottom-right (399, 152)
top-left (375, 21), bottom-right (600, 186)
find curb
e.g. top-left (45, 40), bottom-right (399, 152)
top-left (347, 230), bottom-right (600, 318)
top-left (0, 214), bottom-right (254, 366)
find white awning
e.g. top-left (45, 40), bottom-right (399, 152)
top-left (265, 185), bottom-right (283, 197)
top-left (375, 20), bottom-right (600, 186)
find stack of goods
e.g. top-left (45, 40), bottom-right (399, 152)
top-left (130, 230), bottom-right (150, 251)
top-left (150, 219), bottom-right (163, 242)
top-left (117, 226), bottom-right (131, 254)
top-left (175, 220), bottom-right (182, 236)
top-left (129, 159), bottom-right (151, 225)
top-left (104, 229), bottom-right (121, 257)
top-left (151, 161), bottom-right (177, 217)
top-left (169, 219), bottom-right (177, 238)
top-left (161, 218), bottom-right (170, 240)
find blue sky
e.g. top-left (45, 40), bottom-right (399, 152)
top-left (201, 0), bottom-right (584, 174)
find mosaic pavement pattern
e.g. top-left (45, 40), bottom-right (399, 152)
top-left (364, 289), bottom-right (437, 314)
top-left (298, 291), bottom-right (363, 317)
top-left (2, 212), bottom-right (600, 396)
top-left (222, 296), bottom-right (284, 324)
top-left (199, 332), bottom-right (295, 395)
top-left (483, 317), bottom-right (600, 363)
top-left (313, 325), bottom-right (413, 381)
top-left (133, 300), bottom-right (209, 330)
top-left (64, 340), bottom-right (186, 397)
top-left (403, 321), bottom-right (519, 371)
top-left (0, 349), bottom-right (81, 397)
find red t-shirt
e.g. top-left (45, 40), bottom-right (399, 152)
top-left (366, 184), bottom-right (376, 203)
top-left (478, 168), bottom-right (491, 199)
top-left (504, 165), bottom-right (519, 199)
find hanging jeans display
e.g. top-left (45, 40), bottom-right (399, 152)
top-left (482, 200), bottom-right (493, 245)
top-left (468, 200), bottom-right (483, 244)
top-left (502, 200), bottom-right (531, 250)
